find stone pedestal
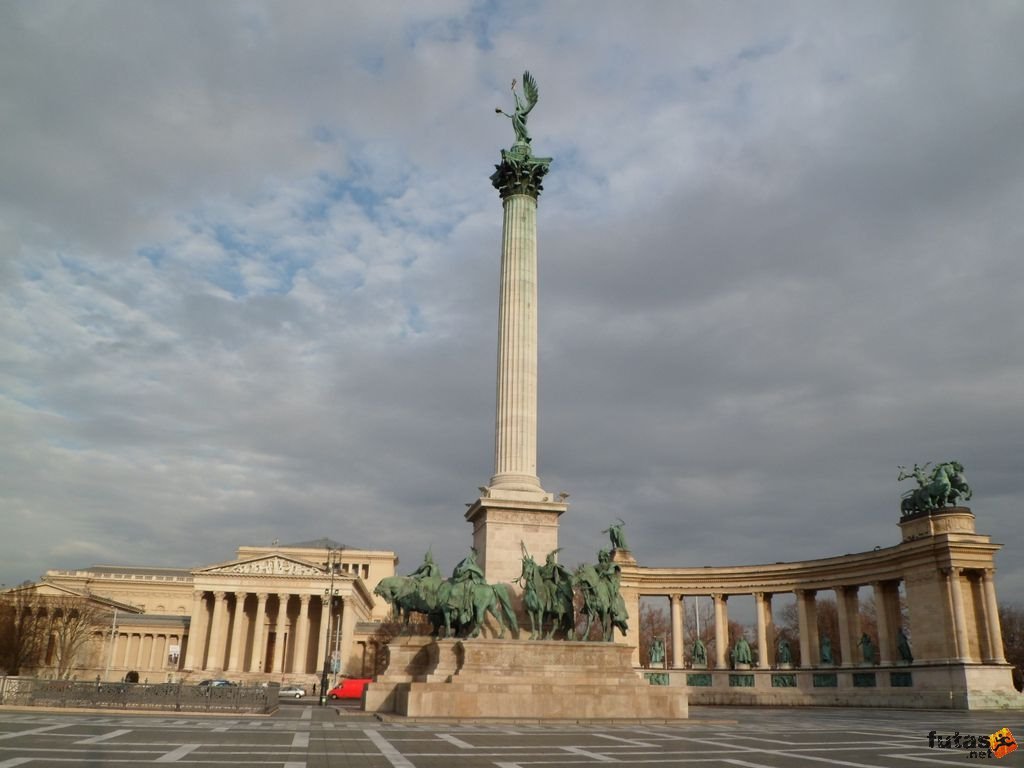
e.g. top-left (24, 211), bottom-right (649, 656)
top-left (465, 495), bottom-right (566, 586)
top-left (365, 638), bottom-right (688, 721)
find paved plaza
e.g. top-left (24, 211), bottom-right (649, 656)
top-left (0, 702), bottom-right (1021, 767)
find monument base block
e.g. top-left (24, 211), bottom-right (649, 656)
top-left (366, 637), bottom-right (688, 721)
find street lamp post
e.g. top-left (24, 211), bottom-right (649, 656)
top-left (319, 548), bottom-right (340, 706)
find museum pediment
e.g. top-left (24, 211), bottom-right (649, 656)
top-left (198, 555), bottom-right (324, 577)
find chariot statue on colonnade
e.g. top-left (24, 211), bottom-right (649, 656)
top-left (898, 460), bottom-right (972, 515)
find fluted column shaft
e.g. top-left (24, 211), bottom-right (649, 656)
top-left (490, 193), bottom-right (541, 491)
top-left (250, 593), bottom-right (268, 673)
top-left (836, 586), bottom-right (859, 666)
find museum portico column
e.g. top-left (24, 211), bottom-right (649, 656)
top-left (339, 598), bottom-right (356, 675)
top-left (183, 591), bottom-right (208, 670)
top-left (272, 594), bottom-right (289, 674)
top-left (670, 595), bottom-right (683, 669)
top-left (227, 592), bottom-right (247, 672)
top-left (981, 569), bottom-right (1007, 663)
top-left (754, 592), bottom-right (771, 669)
top-left (796, 590), bottom-right (818, 668)
top-left (250, 593), bottom-right (268, 673)
top-left (206, 591), bottom-right (229, 670)
top-left (317, 596), bottom-right (332, 677)
top-left (947, 569), bottom-right (970, 662)
top-left (713, 594), bottom-right (728, 668)
top-left (294, 594), bottom-right (311, 674)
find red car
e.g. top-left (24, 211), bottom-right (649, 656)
top-left (327, 677), bottom-right (372, 700)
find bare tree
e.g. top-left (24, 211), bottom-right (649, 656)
top-left (998, 602), bottom-right (1024, 692)
top-left (0, 586), bottom-right (48, 675)
top-left (45, 596), bottom-right (109, 679)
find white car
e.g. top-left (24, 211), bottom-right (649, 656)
top-left (279, 684), bottom-right (305, 699)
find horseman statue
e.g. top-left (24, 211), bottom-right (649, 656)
top-left (574, 548), bottom-right (629, 641)
top-left (519, 545), bottom-right (575, 640)
top-left (373, 549), bottom-right (518, 640)
top-left (898, 461), bottom-right (972, 516)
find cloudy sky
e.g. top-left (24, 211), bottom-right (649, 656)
top-left (3, 2), bottom-right (1023, 608)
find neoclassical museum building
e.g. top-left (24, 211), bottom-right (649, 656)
top-left (19, 538), bottom-right (396, 687)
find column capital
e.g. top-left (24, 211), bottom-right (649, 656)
top-left (669, 594), bottom-right (681, 605)
top-left (298, 593), bottom-right (312, 604)
top-left (490, 146), bottom-right (552, 200)
top-left (233, 591), bottom-right (247, 601)
top-left (212, 590), bottom-right (227, 600)
top-left (256, 592), bottom-right (269, 601)
top-left (712, 593), bottom-right (728, 603)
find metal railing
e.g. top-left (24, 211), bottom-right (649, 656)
top-left (0, 677), bottom-right (277, 713)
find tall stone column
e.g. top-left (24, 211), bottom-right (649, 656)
top-left (981, 569), bottom-right (1007, 663)
top-left (670, 595), bottom-right (684, 669)
top-left (713, 594), bottom-right (728, 669)
top-left (947, 568), bottom-right (970, 662)
top-left (339, 598), bottom-right (357, 676)
top-left (755, 592), bottom-right (771, 669)
top-left (184, 591), bottom-right (207, 671)
top-left (227, 592), bottom-right (247, 672)
top-left (466, 143), bottom-right (566, 585)
top-left (206, 592), bottom-right (228, 670)
top-left (836, 586), bottom-right (859, 666)
top-left (294, 594), bottom-right (311, 674)
top-left (796, 590), bottom-right (818, 668)
top-left (250, 593), bottom-right (268, 673)
top-left (273, 594), bottom-right (289, 674)
top-left (317, 596), bottom-right (332, 678)
top-left (873, 582), bottom-right (892, 665)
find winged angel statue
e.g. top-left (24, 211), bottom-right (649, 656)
top-left (495, 71), bottom-right (539, 145)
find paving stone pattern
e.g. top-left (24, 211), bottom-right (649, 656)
top-left (0, 704), bottom-right (1020, 767)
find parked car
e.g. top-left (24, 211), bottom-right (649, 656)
top-left (197, 679), bottom-right (234, 687)
top-left (279, 684), bottom-right (306, 699)
top-left (327, 677), bottom-right (372, 700)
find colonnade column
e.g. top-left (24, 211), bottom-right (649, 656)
top-left (947, 568), bottom-right (970, 662)
top-left (670, 595), bottom-right (684, 669)
top-left (227, 592), bottom-right (247, 672)
top-left (184, 591), bottom-right (208, 671)
top-left (294, 595), bottom-right (311, 674)
top-left (147, 634), bottom-right (159, 671)
top-left (272, 594), bottom-right (289, 674)
top-left (836, 586), bottom-right (858, 666)
top-left (713, 594), bottom-right (728, 669)
top-left (796, 589), bottom-right (818, 667)
top-left (981, 569), bottom-right (1007, 663)
top-left (873, 581), bottom-right (892, 665)
top-left (755, 592), bottom-right (771, 669)
top-left (250, 593), bottom-right (268, 673)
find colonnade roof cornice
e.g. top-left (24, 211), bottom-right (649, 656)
top-left (624, 533), bottom-right (1002, 595)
